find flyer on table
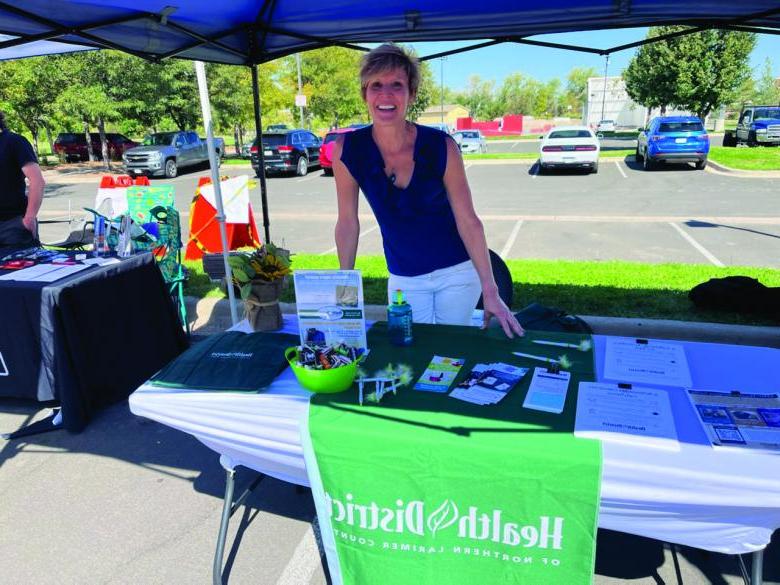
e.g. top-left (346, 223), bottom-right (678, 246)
top-left (686, 389), bottom-right (780, 451)
top-left (293, 270), bottom-right (367, 349)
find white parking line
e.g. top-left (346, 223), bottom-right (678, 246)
top-left (275, 517), bottom-right (324, 585)
top-left (319, 224), bottom-right (379, 255)
top-left (500, 220), bottom-right (523, 259)
top-left (613, 159), bottom-right (628, 178)
top-left (668, 222), bottom-right (724, 266)
top-left (464, 163), bottom-right (472, 171)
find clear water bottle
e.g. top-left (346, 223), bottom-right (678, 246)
top-left (387, 289), bottom-right (413, 346)
top-left (93, 216), bottom-right (106, 257)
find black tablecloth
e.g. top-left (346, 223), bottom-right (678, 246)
top-left (0, 253), bottom-right (188, 432)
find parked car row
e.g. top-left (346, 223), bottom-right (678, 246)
top-left (537, 116), bottom-right (709, 175)
top-left (54, 132), bottom-right (138, 162)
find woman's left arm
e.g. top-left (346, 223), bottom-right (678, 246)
top-left (443, 137), bottom-right (524, 338)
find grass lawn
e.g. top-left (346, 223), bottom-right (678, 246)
top-left (708, 146), bottom-right (780, 171)
top-left (222, 157), bottom-right (253, 166)
top-left (184, 256), bottom-right (780, 326)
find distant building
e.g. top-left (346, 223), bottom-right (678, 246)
top-left (417, 104), bottom-right (469, 131)
top-left (585, 76), bottom-right (695, 128)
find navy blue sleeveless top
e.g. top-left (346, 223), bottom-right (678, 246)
top-left (340, 124), bottom-right (469, 277)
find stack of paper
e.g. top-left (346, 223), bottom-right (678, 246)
top-left (449, 362), bottom-right (528, 405)
top-left (575, 382), bottom-right (679, 450)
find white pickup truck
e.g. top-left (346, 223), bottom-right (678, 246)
top-left (123, 131), bottom-right (224, 178)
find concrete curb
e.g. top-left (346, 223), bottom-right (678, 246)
top-left (184, 296), bottom-right (780, 348)
top-left (705, 158), bottom-right (780, 178)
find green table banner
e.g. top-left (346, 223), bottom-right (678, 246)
top-left (306, 323), bottom-right (602, 585)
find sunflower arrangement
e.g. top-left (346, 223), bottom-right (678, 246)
top-left (227, 243), bottom-right (292, 300)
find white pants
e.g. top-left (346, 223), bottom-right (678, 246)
top-left (387, 260), bottom-right (482, 326)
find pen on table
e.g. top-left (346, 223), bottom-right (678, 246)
top-left (532, 339), bottom-right (592, 351)
top-left (512, 351), bottom-right (560, 364)
top-left (512, 351), bottom-right (573, 369)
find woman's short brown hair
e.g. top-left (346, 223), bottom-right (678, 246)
top-left (359, 43), bottom-right (420, 100)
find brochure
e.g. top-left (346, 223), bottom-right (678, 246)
top-left (603, 337), bottom-right (692, 388)
top-left (413, 355), bottom-right (465, 393)
top-left (293, 270), bottom-right (367, 349)
top-left (686, 388), bottom-right (780, 451)
top-left (523, 367), bottom-right (571, 414)
top-left (575, 382), bottom-right (679, 450)
top-left (449, 362), bottom-right (528, 405)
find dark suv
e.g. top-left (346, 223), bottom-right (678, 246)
top-left (54, 132), bottom-right (138, 162)
top-left (250, 129), bottom-right (321, 177)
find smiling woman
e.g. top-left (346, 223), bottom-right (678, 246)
top-left (330, 43), bottom-right (523, 338)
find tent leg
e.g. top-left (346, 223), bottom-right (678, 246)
top-left (251, 64), bottom-right (271, 244)
top-left (752, 550), bottom-right (763, 585)
top-left (212, 468), bottom-right (265, 585)
top-left (2, 408), bottom-right (62, 439)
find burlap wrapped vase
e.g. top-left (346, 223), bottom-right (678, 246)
top-left (244, 279), bottom-right (283, 331)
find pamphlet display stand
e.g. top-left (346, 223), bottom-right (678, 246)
top-left (184, 176), bottom-right (261, 260)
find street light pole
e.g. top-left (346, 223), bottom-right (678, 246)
top-left (600, 54), bottom-right (610, 125)
top-left (296, 53), bottom-right (304, 128)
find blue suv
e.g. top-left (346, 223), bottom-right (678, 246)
top-left (636, 116), bottom-right (709, 170)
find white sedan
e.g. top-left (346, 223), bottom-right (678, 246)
top-left (452, 130), bottom-right (487, 154)
top-left (539, 126), bottom-right (600, 174)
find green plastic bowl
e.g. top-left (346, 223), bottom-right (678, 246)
top-left (285, 347), bottom-right (359, 394)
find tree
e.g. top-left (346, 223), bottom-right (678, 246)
top-left (625, 26), bottom-right (756, 120)
top-left (563, 67), bottom-right (598, 116)
top-left (624, 30), bottom-right (681, 117)
top-left (54, 52), bottom-right (140, 167)
top-left (407, 58), bottom-right (435, 122)
top-left (498, 74), bottom-right (539, 116)
top-left (752, 58), bottom-right (780, 105)
top-left (0, 56), bottom-right (64, 156)
top-left (456, 75), bottom-right (500, 120)
top-left (673, 29), bottom-right (756, 119)
top-left (297, 48), bottom-right (364, 128)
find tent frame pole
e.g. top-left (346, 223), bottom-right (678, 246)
top-left (194, 60), bottom-right (239, 325)
top-left (251, 64), bottom-right (272, 244)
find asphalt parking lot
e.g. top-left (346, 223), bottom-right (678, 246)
top-left (39, 158), bottom-right (780, 269)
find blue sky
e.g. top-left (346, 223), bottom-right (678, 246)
top-left (407, 29), bottom-right (780, 91)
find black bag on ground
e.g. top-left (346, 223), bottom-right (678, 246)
top-left (512, 302), bottom-right (593, 334)
top-left (689, 276), bottom-right (780, 315)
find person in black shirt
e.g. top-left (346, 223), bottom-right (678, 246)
top-left (0, 111), bottom-right (45, 247)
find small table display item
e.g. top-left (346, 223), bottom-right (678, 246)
top-left (286, 343), bottom-right (365, 394)
top-left (357, 363), bottom-right (413, 405)
top-left (293, 269), bottom-right (367, 350)
top-left (227, 243), bottom-right (292, 331)
top-left (413, 355), bottom-right (464, 393)
top-left (603, 337), bottom-right (692, 388)
top-left (449, 362), bottom-right (528, 405)
top-left (687, 388), bottom-right (780, 451)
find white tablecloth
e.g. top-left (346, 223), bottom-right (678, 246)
top-left (129, 318), bottom-right (780, 554)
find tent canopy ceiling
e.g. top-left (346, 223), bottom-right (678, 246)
top-left (1, 1), bottom-right (779, 64)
